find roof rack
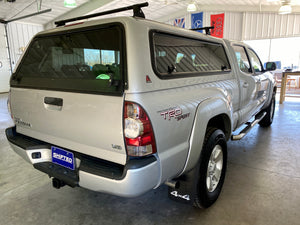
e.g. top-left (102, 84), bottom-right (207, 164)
top-left (55, 2), bottom-right (149, 27)
top-left (191, 26), bottom-right (214, 35)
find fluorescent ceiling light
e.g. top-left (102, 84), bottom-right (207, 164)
top-left (187, 3), bottom-right (197, 12)
top-left (279, 4), bottom-right (292, 14)
top-left (64, 0), bottom-right (77, 8)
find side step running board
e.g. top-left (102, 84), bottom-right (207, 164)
top-left (231, 112), bottom-right (266, 141)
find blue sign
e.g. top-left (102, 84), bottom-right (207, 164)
top-left (191, 12), bottom-right (203, 33)
top-left (52, 146), bottom-right (75, 170)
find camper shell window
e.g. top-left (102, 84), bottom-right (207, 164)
top-left (151, 32), bottom-right (231, 79)
top-left (11, 23), bottom-right (126, 95)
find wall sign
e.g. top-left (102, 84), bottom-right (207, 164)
top-left (210, 13), bottom-right (224, 38)
top-left (191, 12), bottom-right (203, 33)
top-left (173, 17), bottom-right (186, 28)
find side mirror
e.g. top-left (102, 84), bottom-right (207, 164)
top-left (265, 62), bottom-right (276, 71)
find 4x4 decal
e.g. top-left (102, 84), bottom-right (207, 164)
top-left (170, 191), bottom-right (190, 201)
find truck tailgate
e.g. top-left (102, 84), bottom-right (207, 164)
top-left (10, 88), bottom-right (127, 165)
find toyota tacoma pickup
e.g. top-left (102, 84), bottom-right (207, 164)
top-left (6, 3), bottom-right (276, 208)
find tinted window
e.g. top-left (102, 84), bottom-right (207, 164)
top-left (152, 33), bottom-right (230, 77)
top-left (12, 24), bottom-right (124, 95)
top-left (248, 49), bottom-right (263, 73)
top-left (232, 45), bottom-right (252, 74)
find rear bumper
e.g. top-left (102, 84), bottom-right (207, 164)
top-left (6, 126), bottom-right (160, 197)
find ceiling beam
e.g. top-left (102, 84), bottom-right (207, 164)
top-left (156, 4), bottom-right (300, 22)
top-left (44, 0), bottom-right (114, 29)
top-left (6, 9), bottom-right (52, 23)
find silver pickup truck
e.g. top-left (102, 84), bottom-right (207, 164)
top-left (6, 3), bottom-right (276, 208)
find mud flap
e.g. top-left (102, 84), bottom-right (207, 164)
top-left (168, 167), bottom-right (198, 205)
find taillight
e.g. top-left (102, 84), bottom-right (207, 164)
top-left (124, 101), bottom-right (156, 157)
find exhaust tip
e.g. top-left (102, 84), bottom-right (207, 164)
top-left (165, 180), bottom-right (180, 189)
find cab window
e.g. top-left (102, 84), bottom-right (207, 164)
top-left (248, 49), bottom-right (263, 73)
top-left (232, 45), bottom-right (252, 74)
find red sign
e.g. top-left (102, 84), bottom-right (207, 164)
top-left (210, 13), bottom-right (224, 38)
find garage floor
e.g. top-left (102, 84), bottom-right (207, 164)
top-left (0, 93), bottom-right (299, 225)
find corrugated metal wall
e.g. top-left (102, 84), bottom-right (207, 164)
top-left (0, 24), bottom-right (11, 92)
top-left (1, 10), bottom-right (299, 92)
top-left (0, 22), bottom-right (42, 92)
top-left (165, 11), bottom-right (244, 41)
top-left (244, 12), bottom-right (300, 40)
top-left (7, 22), bottom-right (43, 71)
top-left (165, 11), bottom-right (300, 41)
top-left (203, 12), bottom-right (243, 41)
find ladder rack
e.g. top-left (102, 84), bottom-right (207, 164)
top-left (55, 2), bottom-right (149, 27)
top-left (191, 26), bottom-right (214, 35)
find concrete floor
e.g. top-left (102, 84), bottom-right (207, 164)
top-left (0, 93), bottom-right (299, 225)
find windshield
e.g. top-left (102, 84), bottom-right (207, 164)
top-left (11, 24), bottom-right (125, 95)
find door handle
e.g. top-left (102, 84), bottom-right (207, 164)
top-left (44, 97), bottom-right (63, 111)
top-left (243, 82), bottom-right (249, 88)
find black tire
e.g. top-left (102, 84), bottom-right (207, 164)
top-left (259, 93), bottom-right (275, 127)
top-left (193, 127), bottom-right (227, 208)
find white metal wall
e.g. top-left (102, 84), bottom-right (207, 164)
top-left (243, 12), bottom-right (300, 40)
top-left (0, 22), bottom-right (43, 92)
top-left (202, 12), bottom-right (243, 41)
top-left (164, 11), bottom-right (300, 41)
top-left (1, 10), bottom-right (300, 92)
top-left (0, 24), bottom-right (10, 92)
top-left (165, 11), bottom-right (244, 41)
top-left (7, 22), bottom-right (43, 70)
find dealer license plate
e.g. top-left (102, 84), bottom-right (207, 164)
top-left (51, 146), bottom-right (75, 170)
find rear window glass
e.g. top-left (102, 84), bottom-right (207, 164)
top-left (11, 24), bottom-right (125, 95)
top-left (152, 33), bottom-right (230, 78)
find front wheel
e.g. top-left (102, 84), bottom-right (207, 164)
top-left (259, 93), bottom-right (275, 127)
top-left (193, 128), bottom-right (227, 208)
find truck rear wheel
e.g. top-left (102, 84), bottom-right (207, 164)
top-left (259, 93), bottom-right (275, 127)
top-left (193, 128), bottom-right (227, 208)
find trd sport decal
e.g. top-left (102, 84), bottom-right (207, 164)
top-left (158, 107), bottom-right (190, 121)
